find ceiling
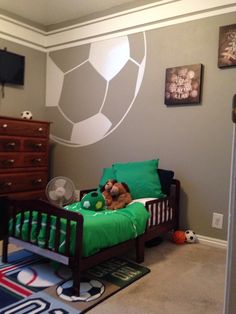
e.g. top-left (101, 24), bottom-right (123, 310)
top-left (0, 0), bottom-right (158, 28)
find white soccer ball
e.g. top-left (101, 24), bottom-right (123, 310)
top-left (57, 277), bottom-right (105, 302)
top-left (185, 230), bottom-right (197, 243)
top-left (21, 110), bottom-right (33, 120)
top-left (45, 33), bottom-right (146, 147)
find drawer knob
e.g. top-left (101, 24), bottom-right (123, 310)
top-left (6, 142), bottom-right (16, 148)
top-left (2, 124), bottom-right (8, 128)
top-left (33, 178), bottom-right (43, 185)
top-left (38, 127), bottom-right (43, 132)
top-left (33, 158), bottom-right (42, 163)
top-left (3, 159), bottom-right (15, 165)
top-left (34, 143), bottom-right (43, 148)
top-left (0, 182), bottom-right (12, 188)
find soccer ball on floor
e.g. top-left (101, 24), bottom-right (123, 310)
top-left (21, 110), bottom-right (33, 120)
top-left (57, 277), bottom-right (105, 302)
top-left (185, 230), bottom-right (197, 243)
top-left (45, 32), bottom-right (146, 147)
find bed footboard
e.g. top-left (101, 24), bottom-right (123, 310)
top-left (0, 197), bottom-right (83, 296)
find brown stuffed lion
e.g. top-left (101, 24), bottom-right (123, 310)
top-left (108, 182), bottom-right (132, 210)
top-left (100, 179), bottom-right (117, 206)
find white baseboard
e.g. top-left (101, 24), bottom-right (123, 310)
top-left (197, 234), bottom-right (227, 249)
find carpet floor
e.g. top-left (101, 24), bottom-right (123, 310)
top-left (0, 240), bottom-right (226, 314)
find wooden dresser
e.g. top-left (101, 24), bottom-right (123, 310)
top-left (0, 116), bottom-right (50, 200)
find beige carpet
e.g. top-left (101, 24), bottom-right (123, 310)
top-left (0, 240), bottom-right (226, 314)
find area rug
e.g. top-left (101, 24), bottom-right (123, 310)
top-left (0, 250), bottom-right (150, 313)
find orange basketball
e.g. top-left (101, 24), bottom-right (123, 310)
top-left (172, 230), bottom-right (186, 244)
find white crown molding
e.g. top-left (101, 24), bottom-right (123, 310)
top-left (0, 14), bottom-right (46, 51)
top-left (0, 0), bottom-right (235, 52)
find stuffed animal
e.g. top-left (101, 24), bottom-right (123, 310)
top-left (81, 191), bottom-right (106, 211)
top-left (100, 179), bottom-right (117, 206)
top-left (108, 182), bottom-right (132, 210)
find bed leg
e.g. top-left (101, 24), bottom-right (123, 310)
top-left (135, 236), bottom-right (145, 263)
top-left (2, 237), bottom-right (8, 263)
top-left (72, 265), bottom-right (81, 296)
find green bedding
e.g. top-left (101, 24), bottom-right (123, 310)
top-left (9, 201), bottom-right (150, 257)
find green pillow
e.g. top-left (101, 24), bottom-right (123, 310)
top-left (99, 167), bottom-right (116, 188)
top-left (112, 159), bottom-right (165, 199)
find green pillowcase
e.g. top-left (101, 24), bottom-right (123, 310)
top-left (99, 167), bottom-right (116, 188)
top-left (112, 159), bottom-right (165, 199)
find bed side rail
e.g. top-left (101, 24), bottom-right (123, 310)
top-left (145, 179), bottom-right (180, 230)
top-left (1, 197), bottom-right (83, 262)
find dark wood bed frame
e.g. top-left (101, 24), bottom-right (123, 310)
top-left (0, 178), bottom-right (180, 296)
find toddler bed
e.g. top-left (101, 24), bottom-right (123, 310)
top-left (0, 160), bottom-right (180, 296)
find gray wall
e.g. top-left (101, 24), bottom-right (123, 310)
top-left (50, 12), bottom-right (236, 240)
top-left (1, 12), bottom-right (236, 240)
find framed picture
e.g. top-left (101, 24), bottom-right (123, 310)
top-left (164, 63), bottom-right (203, 106)
top-left (218, 24), bottom-right (236, 68)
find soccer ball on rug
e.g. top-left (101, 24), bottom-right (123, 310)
top-left (57, 277), bottom-right (105, 302)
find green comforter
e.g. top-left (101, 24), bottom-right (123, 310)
top-left (9, 201), bottom-right (150, 257)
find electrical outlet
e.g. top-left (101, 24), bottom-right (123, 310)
top-left (212, 212), bottom-right (223, 229)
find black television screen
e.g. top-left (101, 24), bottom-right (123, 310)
top-left (0, 49), bottom-right (25, 85)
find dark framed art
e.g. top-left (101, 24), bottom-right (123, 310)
top-left (218, 24), bottom-right (236, 68)
top-left (164, 63), bottom-right (203, 106)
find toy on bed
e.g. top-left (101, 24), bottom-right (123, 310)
top-left (108, 182), bottom-right (132, 210)
top-left (100, 179), bottom-right (117, 206)
top-left (81, 191), bottom-right (106, 211)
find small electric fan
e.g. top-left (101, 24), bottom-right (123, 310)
top-left (45, 176), bottom-right (76, 206)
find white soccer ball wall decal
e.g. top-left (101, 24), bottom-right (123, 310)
top-left (45, 33), bottom-right (147, 147)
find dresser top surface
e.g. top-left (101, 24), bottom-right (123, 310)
top-left (0, 115), bottom-right (51, 125)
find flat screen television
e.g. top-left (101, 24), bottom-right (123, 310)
top-left (0, 49), bottom-right (25, 86)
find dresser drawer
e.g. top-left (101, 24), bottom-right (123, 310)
top-left (0, 118), bottom-right (49, 137)
top-left (23, 138), bottom-right (48, 152)
top-left (0, 137), bottom-right (48, 152)
top-left (0, 138), bottom-right (21, 151)
top-left (0, 153), bottom-right (48, 169)
top-left (0, 172), bottom-right (48, 193)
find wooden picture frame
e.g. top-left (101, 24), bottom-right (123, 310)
top-left (164, 63), bottom-right (203, 106)
top-left (218, 24), bottom-right (236, 68)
